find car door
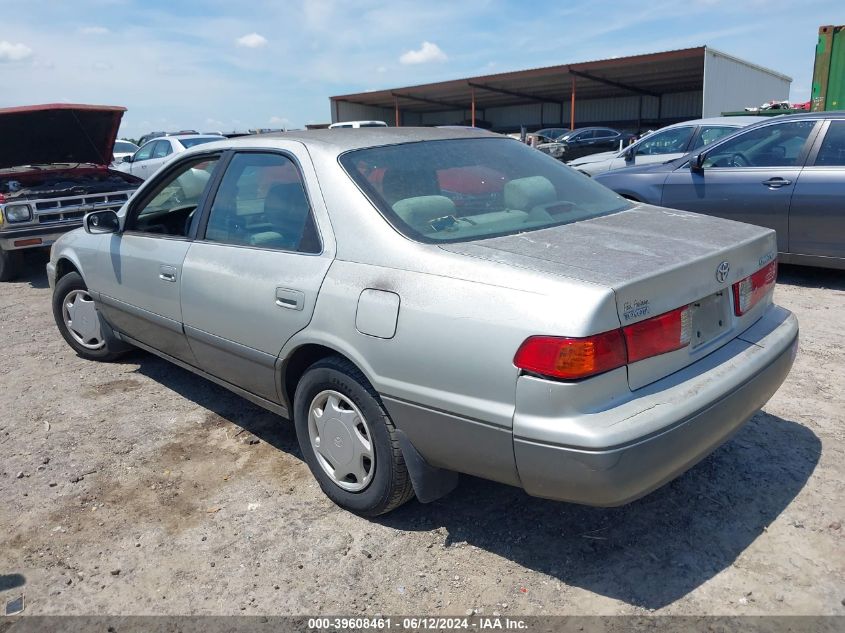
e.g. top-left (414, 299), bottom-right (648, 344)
top-left (128, 141), bottom-right (155, 178)
top-left (788, 119), bottom-right (845, 259)
top-left (565, 131), bottom-right (593, 160)
top-left (660, 119), bottom-right (820, 253)
top-left (180, 149), bottom-right (334, 403)
top-left (145, 139), bottom-right (174, 177)
top-left (593, 129), bottom-right (619, 153)
top-left (94, 153), bottom-right (223, 363)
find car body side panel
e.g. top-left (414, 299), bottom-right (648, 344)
top-left (93, 234), bottom-right (195, 363)
top-left (47, 229), bottom-right (105, 291)
top-left (283, 257), bottom-right (618, 477)
top-left (788, 165), bottom-right (845, 259)
top-left (180, 244), bottom-right (334, 401)
top-left (660, 167), bottom-right (798, 253)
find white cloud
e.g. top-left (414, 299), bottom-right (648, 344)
top-left (0, 41), bottom-right (33, 62)
top-left (269, 116), bottom-right (289, 126)
top-left (399, 41), bottom-right (447, 65)
top-left (79, 26), bottom-right (109, 35)
top-left (235, 33), bottom-right (268, 48)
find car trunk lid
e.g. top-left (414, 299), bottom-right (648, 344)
top-left (439, 204), bottom-right (778, 389)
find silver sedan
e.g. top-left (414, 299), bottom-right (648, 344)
top-left (47, 128), bottom-right (798, 516)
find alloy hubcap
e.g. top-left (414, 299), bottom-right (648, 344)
top-left (308, 390), bottom-right (374, 492)
top-left (62, 289), bottom-right (105, 350)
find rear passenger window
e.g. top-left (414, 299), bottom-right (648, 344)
top-left (203, 153), bottom-right (320, 253)
top-left (815, 121), bottom-right (845, 167)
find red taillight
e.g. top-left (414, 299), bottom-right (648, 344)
top-left (515, 306), bottom-right (694, 380)
top-left (732, 260), bottom-right (777, 316)
top-left (623, 305), bottom-right (691, 363)
top-left (513, 330), bottom-right (627, 380)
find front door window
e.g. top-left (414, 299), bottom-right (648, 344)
top-left (126, 156), bottom-right (220, 237)
top-left (702, 121), bottom-right (816, 168)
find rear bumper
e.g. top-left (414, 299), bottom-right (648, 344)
top-left (0, 223), bottom-right (80, 251)
top-left (513, 305), bottom-right (798, 506)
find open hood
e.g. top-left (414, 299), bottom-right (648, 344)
top-left (0, 103), bottom-right (126, 170)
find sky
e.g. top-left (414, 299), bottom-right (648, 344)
top-left (1, 0), bottom-right (842, 139)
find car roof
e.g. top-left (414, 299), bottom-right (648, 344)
top-left (195, 126), bottom-right (500, 155)
top-left (712, 110), bottom-right (845, 135)
top-left (661, 116), bottom-right (770, 127)
top-left (168, 134), bottom-right (226, 140)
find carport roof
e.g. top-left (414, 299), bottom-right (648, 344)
top-left (330, 47), bottom-right (785, 112)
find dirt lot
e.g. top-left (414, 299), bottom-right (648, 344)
top-left (1, 251), bottom-right (843, 617)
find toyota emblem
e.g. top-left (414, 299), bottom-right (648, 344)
top-left (716, 261), bottom-right (730, 283)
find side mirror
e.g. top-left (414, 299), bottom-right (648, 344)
top-left (690, 152), bottom-right (706, 172)
top-left (84, 210), bottom-right (120, 234)
top-left (122, 155), bottom-right (133, 163)
top-left (623, 147), bottom-right (635, 161)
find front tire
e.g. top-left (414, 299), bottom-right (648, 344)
top-left (0, 248), bottom-right (23, 282)
top-left (52, 272), bottom-right (127, 361)
top-left (293, 356), bottom-right (414, 516)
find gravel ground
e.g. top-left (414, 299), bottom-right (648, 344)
top-left (1, 251), bottom-right (843, 616)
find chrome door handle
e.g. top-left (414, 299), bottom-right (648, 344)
top-left (275, 287), bottom-right (304, 310)
top-left (159, 265), bottom-right (177, 282)
top-left (762, 178), bottom-right (791, 188)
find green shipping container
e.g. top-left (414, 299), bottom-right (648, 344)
top-left (811, 25), bottom-right (845, 111)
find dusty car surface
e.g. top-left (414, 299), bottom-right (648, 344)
top-left (593, 112), bottom-right (845, 269)
top-left (0, 103), bottom-right (142, 281)
top-left (48, 128), bottom-right (798, 516)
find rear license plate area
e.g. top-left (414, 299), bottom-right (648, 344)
top-left (690, 290), bottom-right (730, 349)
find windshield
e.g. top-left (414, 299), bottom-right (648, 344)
top-left (340, 137), bottom-right (630, 244)
top-left (179, 136), bottom-right (224, 148)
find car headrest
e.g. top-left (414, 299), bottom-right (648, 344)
top-left (392, 195), bottom-right (456, 228)
top-left (504, 176), bottom-right (556, 211)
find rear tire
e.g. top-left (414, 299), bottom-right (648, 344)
top-left (0, 248), bottom-right (23, 282)
top-left (52, 272), bottom-right (127, 361)
top-left (293, 356), bottom-right (414, 516)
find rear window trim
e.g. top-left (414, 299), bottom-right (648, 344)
top-left (338, 137), bottom-right (631, 245)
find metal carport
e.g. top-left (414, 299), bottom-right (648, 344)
top-left (330, 47), bottom-right (791, 133)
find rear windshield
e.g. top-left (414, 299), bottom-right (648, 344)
top-left (179, 136), bottom-right (223, 148)
top-left (339, 137), bottom-right (630, 243)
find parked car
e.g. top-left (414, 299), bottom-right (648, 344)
top-left (112, 139), bottom-right (139, 164)
top-left (48, 128), bottom-right (797, 516)
top-left (567, 117), bottom-right (767, 176)
top-left (537, 127), bottom-right (636, 160)
top-left (594, 112), bottom-right (845, 269)
top-left (531, 127), bottom-right (570, 144)
top-left (0, 103), bottom-right (142, 281)
top-left (116, 134), bottom-right (225, 180)
top-left (329, 120), bottom-right (388, 129)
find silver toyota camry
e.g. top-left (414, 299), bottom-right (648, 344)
top-left (47, 128), bottom-right (799, 516)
